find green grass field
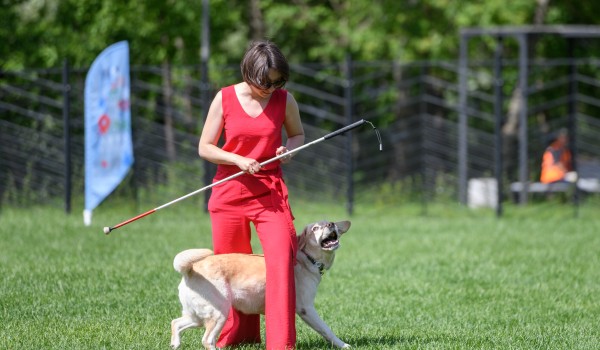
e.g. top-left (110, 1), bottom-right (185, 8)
top-left (1, 199), bottom-right (599, 349)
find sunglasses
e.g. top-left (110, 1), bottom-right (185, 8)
top-left (257, 78), bottom-right (287, 90)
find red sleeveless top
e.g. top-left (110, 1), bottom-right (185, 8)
top-left (215, 85), bottom-right (287, 179)
top-left (209, 85), bottom-right (294, 221)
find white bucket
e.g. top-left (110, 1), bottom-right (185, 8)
top-left (468, 177), bottom-right (498, 209)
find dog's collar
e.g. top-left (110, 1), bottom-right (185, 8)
top-left (301, 250), bottom-right (325, 276)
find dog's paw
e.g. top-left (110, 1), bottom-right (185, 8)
top-left (341, 344), bottom-right (351, 349)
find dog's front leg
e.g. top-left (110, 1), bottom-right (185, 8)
top-left (298, 305), bottom-right (350, 349)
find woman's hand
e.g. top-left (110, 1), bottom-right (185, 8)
top-left (276, 146), bottom-right (293, 164)
top-left (236, 156), bottom-right (262, 175)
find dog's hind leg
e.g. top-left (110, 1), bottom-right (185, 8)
top-left (171, 314), bottom-right (201, 349)
top-left (201, 312), bottom-right (228, 350)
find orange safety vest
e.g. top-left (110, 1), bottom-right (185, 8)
top-left (540, 142), bottom-right (572, 183)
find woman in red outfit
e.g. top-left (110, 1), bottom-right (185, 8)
top-left (198, 41), bottom-right (304, 350)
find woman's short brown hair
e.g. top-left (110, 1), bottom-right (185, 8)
top-left (240, 41), bottom-right (289, 89)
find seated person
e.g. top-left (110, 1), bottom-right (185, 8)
top-left (540, 129), bottom-right (577, 183)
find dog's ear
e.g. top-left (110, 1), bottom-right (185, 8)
top-left (335, 220), bottom-right (351, 234)
top-left (297, 224), bottom-right (311, 251)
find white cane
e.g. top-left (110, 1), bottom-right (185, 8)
top-left (104, 119), bottom-right (381, 234)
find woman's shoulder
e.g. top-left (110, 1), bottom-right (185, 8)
top-left (284, 90), bottom-right (298, 106)
top-left (270, 88), bottom-right (289, 104)
top-left (212, 89), bottom-right (223, 102)
top-left (220, 84), bottom-right (241, 102)
top-left (221, 84), bottom-right (236, 94)
top-left (283, 89), bottom-right (294, 99)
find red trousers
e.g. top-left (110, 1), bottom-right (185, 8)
top-left (208, 171), bottom-right (297, 350)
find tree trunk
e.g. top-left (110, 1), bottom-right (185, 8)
top-left (249, 0), bottom-right (265, 40)
top-left (502, 0), bottom-right (550, 179)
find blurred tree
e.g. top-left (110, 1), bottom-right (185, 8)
top-left (2, 0), bottom-right (599, 69)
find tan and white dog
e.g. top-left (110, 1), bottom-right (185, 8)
top-left (170, 220), bottom-right (352, 350)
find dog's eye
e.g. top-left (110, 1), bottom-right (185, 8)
top-left (312, 226), bottom-right (320, 232)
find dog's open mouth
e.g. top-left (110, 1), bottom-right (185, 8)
top-left (320, 232), bottom-right (340, 250)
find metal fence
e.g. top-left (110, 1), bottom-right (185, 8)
top-left (1, 58), bottom-right (599, 214)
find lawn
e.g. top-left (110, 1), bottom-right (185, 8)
top-left (1, 198), bottom-right (599, 349)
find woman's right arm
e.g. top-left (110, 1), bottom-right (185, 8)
top-left (198, 91), bottom-right (261, 173)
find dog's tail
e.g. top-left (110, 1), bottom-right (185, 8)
top-left (173, 249), bottom-right (213, 275)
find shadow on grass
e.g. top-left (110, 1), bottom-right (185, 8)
top-left (297, 333), bottom-right (451, 349)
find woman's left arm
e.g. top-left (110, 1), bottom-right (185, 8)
top-left (277, 92), bottom-right (305, 162)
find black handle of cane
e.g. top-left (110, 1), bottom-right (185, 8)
top-left (323, 119), bottom-right (366, 140)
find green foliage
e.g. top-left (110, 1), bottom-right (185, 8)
top-left (3, 0), bottom-right (600, 70)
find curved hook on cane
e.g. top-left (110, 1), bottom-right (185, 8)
top-left (323, 118), bottom-right (382, 151)
top-left (363, 119), bottom-right (383, 151)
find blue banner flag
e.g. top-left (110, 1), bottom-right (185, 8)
top-left (84, 41), bottom-right (134, 225)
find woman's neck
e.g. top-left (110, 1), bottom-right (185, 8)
top-left (239, 82), bottom-right (271, 101)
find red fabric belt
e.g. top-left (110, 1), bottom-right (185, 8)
top-left (212, 166), bottom-right (294, 219)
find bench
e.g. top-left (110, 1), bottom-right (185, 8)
top-left (510, 159), bottom-right (600, 197)
top-left (510, 179), bottom-right (600, 194)
top-left (510, 181), bottom-right (574, 194)
top-left (577, 178), bottom-right (600, 193)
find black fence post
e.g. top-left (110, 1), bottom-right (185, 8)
top-left (0, 68), bottom-right (4, 210)
top-left (63, 59), bottom-right (72, 214)
top-left (130, 68), bottom-right (140, 212)
top-left (419, 63), bottom-right (429, 215)
top-left (517, 34), bottom-right (529, 205)
top-left (458, 34), bottom-right (469, 205)
top-left (344, 54), bottom-right (354, 215)
top-left (568, 38), bottom-right (579, 217)
top-left (494, 36), bottom-right (504, 217)
top-left (200, 0), bottom-right (211, 212)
